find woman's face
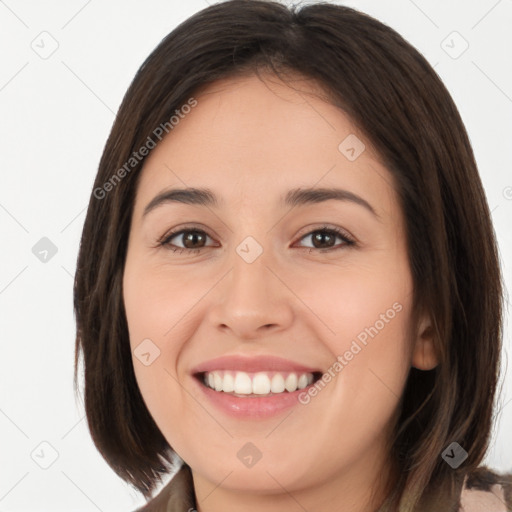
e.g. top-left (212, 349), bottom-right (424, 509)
top-left (123, 73), bottom-right (436, 506)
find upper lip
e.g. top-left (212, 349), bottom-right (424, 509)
top-left (191, 354), bottom-right (322, 375)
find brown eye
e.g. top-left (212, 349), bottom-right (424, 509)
top-left (158, 225), bottom-right (355, 255)
top-left (295, 227), bottom-right (355, 251)
top-left (308, 230), bottom-right (337, 249)
top-left (160, 229), bottom-right (213, 251)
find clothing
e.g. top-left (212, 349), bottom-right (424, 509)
top-left (134, 463), bottom-right (512, 511)
top-left (459, 467), bottom-right (511, 511)
top-left (134, 464), bottom-right (195, 512)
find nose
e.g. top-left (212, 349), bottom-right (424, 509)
top-left (208, 247), bottom-right (294, 340)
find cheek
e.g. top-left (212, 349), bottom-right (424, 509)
top-left (335, 299), bottom-right (412, 401)
top-left (122, 260), bottom-right (208, 425)
top-left (293, 257), bottom-right (412, 351)
top-left (296, 284), bottom-right (412, 469)
top-left (295, 261), bottom-right (414, 414)
top-left (123, 259), bottom-right (204, 346)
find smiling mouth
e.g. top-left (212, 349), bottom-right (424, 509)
top-left (194, 370), bottom-right (323, 397)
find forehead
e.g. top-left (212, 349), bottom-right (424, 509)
top-left (133, 73), bottom-right (397, 217)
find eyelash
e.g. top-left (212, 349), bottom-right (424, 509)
top-left (157, 224), bottom-right (356, 254)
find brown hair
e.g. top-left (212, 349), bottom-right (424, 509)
top-left (73, 1), bottom-right (504, 510)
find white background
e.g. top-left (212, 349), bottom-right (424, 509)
top-left (0, 0), bottom-right (511, 510)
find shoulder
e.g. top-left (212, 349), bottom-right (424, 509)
top-left (459, 466), bottom-right (512, 512)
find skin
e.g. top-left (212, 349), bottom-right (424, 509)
top-left (123, 72), bottom-right (438, 512)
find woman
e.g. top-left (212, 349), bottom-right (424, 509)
top-left (73, 1), bottom-right (511, 510)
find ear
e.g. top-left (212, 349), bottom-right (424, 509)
top-left (411, 313), bottom-right (439, 370)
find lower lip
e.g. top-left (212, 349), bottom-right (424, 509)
top-left (193, 376), bottom-right (315, 419)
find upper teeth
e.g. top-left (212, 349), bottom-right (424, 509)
top-left (203, 371), bottom-right (315, 395)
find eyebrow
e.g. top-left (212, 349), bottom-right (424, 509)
top-left (142, 186), bottom-right (378, 218)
